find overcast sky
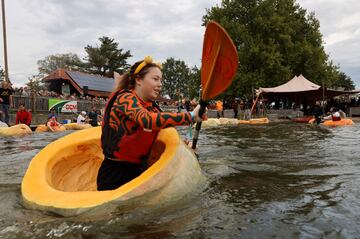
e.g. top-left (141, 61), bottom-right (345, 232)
top-left (0, 0), bottom-right (359, 88)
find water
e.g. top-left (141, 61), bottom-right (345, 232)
top-left (1, 121), bottom-right (360, 238)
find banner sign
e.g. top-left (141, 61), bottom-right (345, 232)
top-left (49, 99), bottom-right (77, 113)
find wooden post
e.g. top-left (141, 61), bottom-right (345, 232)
top-left (250, 92), bottom-right (261, 118)
top-left (31, 93), bottom-right (36, 113)
top-left (1, 0), bottom-right (10, 83)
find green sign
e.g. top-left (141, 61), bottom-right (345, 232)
top-left (49, 99), bottom-right (78, 113)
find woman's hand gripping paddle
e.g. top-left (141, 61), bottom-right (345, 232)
top-left (192, 21), bottom-right (239, 150)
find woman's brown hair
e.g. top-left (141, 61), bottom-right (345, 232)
top-left (113, 60), bottom-right (161, 92)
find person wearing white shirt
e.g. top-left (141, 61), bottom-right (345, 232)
top-left (77, 111), bottom-right (87, 124)
top-left (323, 107), bottom-right (345, 121)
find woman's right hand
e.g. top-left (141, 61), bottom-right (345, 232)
top-left (191, 104), bottom-right (208, 122)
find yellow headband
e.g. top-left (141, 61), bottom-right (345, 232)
top-left (134, 56), bottom-right (162, 74)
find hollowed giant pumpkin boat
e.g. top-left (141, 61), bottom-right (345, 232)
top-left (238, 117), bottom-right (269, 124)
top-left (322, 118), bottom-right (354, 126)
top-left (0, 124), bottom-right (32, 137)
top-left (21, 127), bottom-right (205, 217)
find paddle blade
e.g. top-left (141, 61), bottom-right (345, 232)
top-left (201, 21), bottom-right (239, 100)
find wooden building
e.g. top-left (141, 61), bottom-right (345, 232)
top-left (42, 69), bottom-right (114, 98)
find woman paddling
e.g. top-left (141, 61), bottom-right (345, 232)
top-left (98, 56), bottom-right (206, 191)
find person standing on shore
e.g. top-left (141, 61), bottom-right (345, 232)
top-left (232, 99), bottom-right (239, 119)
top-left (216, 100), bottom-right (223, 118)
top-left (0, 81), bottom-right (13, 125)
top-left (88, 107), bottom-right (99, 126)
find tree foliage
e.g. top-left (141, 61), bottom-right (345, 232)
top-left (331, 71), bottom-right (355, 90)
top-left (161, 58), bottom-right (200, 100)
top-left (203, 0), bottom-right (355, 97)
top-left (187, 66), bottom-right (201, 99)
top-left (162, 58), bottom-right (190, 99)
top-left (0, 66), bottom-right (4, 81)
top-left (37, 53), bottom-right (84, 75)
top-left (26, 74), bottom-right (46, 93)
top-left (84, 36), bottom-right (132, 77)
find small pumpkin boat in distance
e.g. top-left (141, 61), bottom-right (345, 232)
top-left (63, 123), bottom-right (92, 130)
top-left (21, 127), bottom-right (205, 217)
top-left (238, 117), bottom-right (269, 124)
top-left (322, 118), bottom-right (354, 126)
top-left (201, 118), bottom-right (221, 128)
top-left (0, 124), bottom-right (32, 137)
top-left (35, 124), bottom-right (66, 132)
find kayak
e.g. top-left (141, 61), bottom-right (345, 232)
top-left (239, 117), bottom-right (269, 124)
top-left (35, 124), bottom-right (66, 132)
top-left (63, 123), bottom-right (92, 130)
top-left (323, 119), bottom-right (354, 126)
top-left (0, 124), bottom-right (32, 137)
top-left (292, 117), bottom-right (314, 123)
top-left (21, 127), bottom-right (205, 216)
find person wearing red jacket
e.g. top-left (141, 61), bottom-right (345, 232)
top-left (15, 104), bottom-right (32, 126)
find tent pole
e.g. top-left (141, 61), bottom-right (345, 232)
top-left (322, 79), bottom-right (325, 115)
top-left (250, 92), bottom-right (260, 117)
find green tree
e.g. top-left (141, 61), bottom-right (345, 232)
top-left (84, 36), bottom-right (132, 77)
top-left (161, 57), bottom-right (192, 100)
top-left (331, 71), bottom-right (355, 90)
top-left (26, 74), bottom-right (46, 93)
top-left (37, 53), bottom-right (85, 75)
top-left (187, 66), bottom-right (201, 99)
top-left (203, 0), bottom-right (354, 97)
top-left (0, 66), bottom-right (4, 81)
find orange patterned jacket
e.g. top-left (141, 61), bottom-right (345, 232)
top-left (101, 89), bottom-right (192, 163)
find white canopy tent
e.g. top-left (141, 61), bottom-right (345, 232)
top-left (257, 74), bottom-right (359, 104)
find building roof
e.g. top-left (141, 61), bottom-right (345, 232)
top-left (43, 69), bottom-right (177, 101)
top-left (43, 69), bottom-right (114, 97)
top-left (66, 71), bottom-right (114, 93)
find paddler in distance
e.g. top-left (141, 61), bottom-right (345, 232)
top-left (323, 107), bottom-right (346, 121)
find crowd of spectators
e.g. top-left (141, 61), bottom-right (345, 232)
top-left (159, 98), bottom-right (198, 113)
top-left (11, 86), bottom-right (107, 104)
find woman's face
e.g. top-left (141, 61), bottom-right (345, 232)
top-left (136, 67), bottom-right (162, 101)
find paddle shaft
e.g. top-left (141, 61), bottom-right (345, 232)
top-left (250, 93), bottom-right (260, 116)
top-left (191, 99), bottom-right (207, 150)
